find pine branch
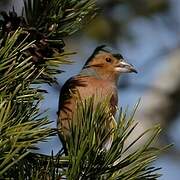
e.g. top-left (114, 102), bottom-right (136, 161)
top-left (0, 1), bottom-right (97, 178)
top-left (0, 28), bottom-right (57, 177)
top-left (60, 97), bottom-right (165, 180)
top-left (8, 98), bottom-right (168, 179)
top-left (23, 0), bottom-right (97, 37)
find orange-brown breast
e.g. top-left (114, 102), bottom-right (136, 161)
top-left (57, 75), bottom-right (118, 137)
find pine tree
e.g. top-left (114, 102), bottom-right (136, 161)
top-left (0, 0), bottom-right (168, 179)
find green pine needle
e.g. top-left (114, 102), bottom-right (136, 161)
top-left (56, 97), bottom-right (166, 180)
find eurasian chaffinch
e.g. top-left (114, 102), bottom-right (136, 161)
top-left (57, 45), bottom-right (137, 152)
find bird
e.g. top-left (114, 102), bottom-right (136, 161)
top-left (57, 45), bottom-right (137, 153)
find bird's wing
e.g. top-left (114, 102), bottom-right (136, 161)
top-left (57, 75), bottom-right (88, 114)
top-left (57, 77), bottom-right (73, 113)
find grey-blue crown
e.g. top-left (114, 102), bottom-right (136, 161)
top-left (84, 45), bottom-right (124, 67)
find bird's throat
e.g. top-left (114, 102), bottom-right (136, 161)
top-left (80, 67), bottom-right (119, 83)
top-left (80, 67), bottom-right (101, 79)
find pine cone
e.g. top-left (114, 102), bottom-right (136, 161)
top-left (0, 11), bottom-right (65, 65)
top-left (0, 10), bottom-right (65, 83)
top-left (0, 11), bottom-right (26, 35)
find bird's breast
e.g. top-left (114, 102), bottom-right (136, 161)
top-left (73, 76), bottom-right (116, 101)
top-left (58, 76), bottom-right (118, 136)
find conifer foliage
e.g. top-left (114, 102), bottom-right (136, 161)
top-left (0, 0), bottom-right (166, 179)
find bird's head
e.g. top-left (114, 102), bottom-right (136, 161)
top-left (83, 45), bottom-right (137, 81)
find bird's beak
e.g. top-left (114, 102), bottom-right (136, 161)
top-left (115, 61), bottom-right (138, 73)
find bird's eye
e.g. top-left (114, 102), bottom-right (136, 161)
top-left (106, 57), bottom-right (112, 63)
